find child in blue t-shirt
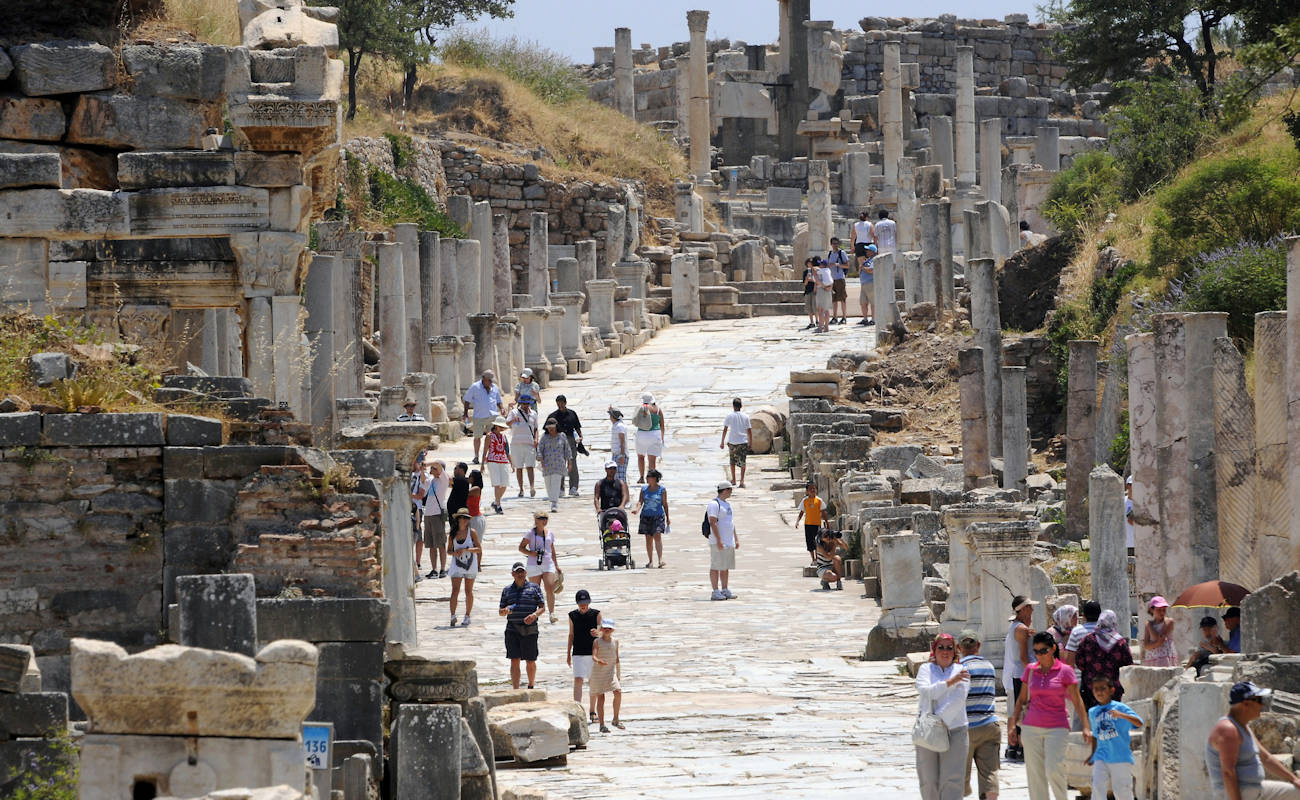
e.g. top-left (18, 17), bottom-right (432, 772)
top-left (1086, 675), bottom-right (1144, 800)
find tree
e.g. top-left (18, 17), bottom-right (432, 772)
top-left (396, 0), bottom-right (515, 110)
top-left (325, 0), bottom-right (412, 119)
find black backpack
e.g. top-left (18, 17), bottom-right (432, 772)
top-left (701, 507), bottom-right (712, 538)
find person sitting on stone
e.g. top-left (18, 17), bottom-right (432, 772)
top-left (1223, 606), bottom-right (1242, 653)
top-left (813, 529), bottom-right (848, 591)
top-left (1206, 682), bottom-right (1300, 799)
top-left (1186, 615), bottom-right (1231, 676)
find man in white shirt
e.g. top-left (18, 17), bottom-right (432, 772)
top-left (608, 408), bottom-right (631, 484)
top-left (719, 398), bottom-right (753, 488)
top-left (416, 458), bottom-right (450, 579)
top-left (463, 370), bottom-right (505, 465)
top-left (397, 400), bottom-right (426, 421)
top-left (874, 209), bottom-right (897, 254)
top-left (708, 481), bottom-right (739, 600)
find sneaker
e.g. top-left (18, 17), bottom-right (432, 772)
top-left (569, 490), bottom-right (581, 497)
top-left (517, 489), bottom-right (524, 498)
top-left (450, 615), bottom-right (458, 626)
top-left (461, 615), bottom-right (471, 627)
top-left (840, 317), bottom-right (849, 324)
top-left (803, 322), bottom-right (816, 330)
top-left (425, 569), bottom-right (438, 579)
top-left (820, 580), bottom-right (830, 590)
top-left (551, 503), bottom-right (558, 512)
top-left (438, 569), bottom-right (447, 578)
top-left (414, 573), bottom-right (424, 583)
top-left (711, 589), bottom-right (725, 601)
top-left (549, 613), bottom-right (558, 623)
top-left (722, 588), bottom-right (736, 599)
top-left (856, 318), bottom-right (870, 326)
top-left (471, 457), bottom-right (479, 465)
top-left (493, 503), bottom-right (503, 515)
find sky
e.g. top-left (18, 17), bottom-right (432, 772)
top-left (465, 0), bottom-right (1047, 64)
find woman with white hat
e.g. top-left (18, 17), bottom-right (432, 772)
top-left (448, 509), bottom-right (481, 627)
top-left (632, 392), bottom-right (665, 484)
top-left (515, 368), bottom-right (541, 405)
top-left (484, 416), bottom-right (512, 514)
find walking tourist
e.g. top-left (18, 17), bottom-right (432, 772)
top-left (914, 632), bottom-right (970, 800)
top-left (1085, 675), bottom-right (1143, 800)
top-left (507, 395), bottom-right (539, 498)
top-left (519, 511), bottom-right (562, 623)
top-left (857, 242), bottom-right (877, 326)
top-left (463, 370), bottom-right (504, 465)
top-left (1063, 600), bottom-right (1101, 667)
top-left (812, 529), bottom-right (847, 590)
top-left (417, 458), bottom-right (449, 579)
top-left (813, 256), bottom-right (833, 333)
top-left (1049, 605), bottom-right (1077, 651)
top-left (793, 481), bottom-right (825, 565)
top-left (1009, 631), bottom-right (1090, 800)
top-left (567, 589), bottom-right (602, 721)
top-left (608, 407), bottom-right (631, 484)
top-left (447, 509), bottom-right (480, 627)
top-left (484, 417), bottom-right (511, 514)
top-left (515, 367), bottom-right (542, 404)
top-left (631, 469), bottom-right (669, 569)
top-left (801, 257), bottom-right (818, 330)
top-left (1075, 610), bottom-right (1133, 709)
top-left (409, 452), bottom-right (426, 580)
top-left (1142, 595), bottom-right (1179, 666)
top-left (958, 630), bottom-right (1001, 800)
top-left (595, 460), bottom-right (630, 515)
top-left (467, 470), bottom-right (486, 540)
top-left (632, 392), bottom-right (665, 484)
top-left (707, 481), bottom-right (738, 601)
top-left (538, 417), bottom-right (574, 513)
top-left (546, 394), bottom-right (583, 496)
top-left (1206, 681), bottom-right (1300, 800)
top-left (826, 237), bottom-right (851, 324)
top-left (1003, 595), bottom-right (1035, 761)
top-left (448, 462), bottom-right (469, 516)
top-left (499, 562), bottom-right (545, 689)
top-left (591, 619), bottom-right (624, 733)
top-left (720, 398), bottom-right (752, 488)
top-left (874, 209), bottom-right (897, 255)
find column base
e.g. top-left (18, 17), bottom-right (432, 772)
top-left (548, 360), bottom-right (568, 381)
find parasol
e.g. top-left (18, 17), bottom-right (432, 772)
top-left (1170, 580), bottom-right (1249, 608)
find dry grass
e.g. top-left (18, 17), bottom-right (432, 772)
top-left (143, 0), bottom-right (239, 44)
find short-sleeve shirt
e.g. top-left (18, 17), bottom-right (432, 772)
top-left (418, 472), bottom-right (449, 517)
top-left (961, 654), bottom-right (998, 729)
top-left (723, 411), bottom-right (751, 445)
top-left (508, 408), bottom-right (538, 447)
top-left (816, 266), bottom-right (833, 290)
top-left (874, 219), bottom-right (897, 253)
top-left (500, 581), bottom-right (545, 626)
top-left (640, 485), bottom-right (666, 517)
top-left (1066, 621), bottom-right (1097, 653)
top-left (1020, 659), bottom-right (1078, 729)
top-left (1089, 701), bottom-right (1141, 764)
top-left (826, 249), bottom-right (850, 280)
top-left (707, 497), bottom-right (735, 548)
top-left (463, 380), bottom-right (502, 419)
top-left (801, 496), bottom-right (824, 526)
top-left (514, 381), bottom-right (541, 402)
top-left (447, 475), bottom-right (469, 515)
top-left (610, 420), bottom-right (630, 456)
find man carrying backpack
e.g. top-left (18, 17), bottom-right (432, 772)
top-left (826, 237), bottom-right (851, 325)
top-left (706, 481), bottom-right (738, 601)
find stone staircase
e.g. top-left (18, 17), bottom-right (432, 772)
top-left (728, 280), bottom-right (807, 316)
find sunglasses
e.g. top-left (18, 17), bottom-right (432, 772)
top-left (935, 644), bottom-right (955, 651)
top-left (1033, 647), bottom-right (1052, 655)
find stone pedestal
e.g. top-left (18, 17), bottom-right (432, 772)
top-left (543, 306), bottom-right (567, 380)
top-left (669, 254), bottom-right (701, 322)
top-left (378, 385), bottom-right (407, 422)
top-left (614, 27), bottom-right (635, 119)
top-left (968, 520), bottom-right (1038, 664)
top-left (1126, 332), bottom-right (1161, 595)
top-left (1255, 312), bottom-right (1291, 583)
top-left (1001, 365), bottom-right (1028, 496)
top-left (954, 46), bottom-right (976, 188)
top-left (393, 704), bottom-right (461, 800)
top-left (807, 160), bottom-right (832, 256)
top-left (528, 212), bottom-right (549, 306)
top-left (958, 347), bottom-right (991, 488)
top-left (468, 314), bottom-right (498, 380)
top-left (1066, 340), bottom-right (1099, 542)
top-left (880, 41), bottom-right (903, 187)
top-left (418, 231), bottom-right (441, 372)
top-left (930, 115), bottom-right (954, 181)
top-left (494, 319), bottom-right (517, 387)
top-left (1089, 465), bottom-right (1129, 620)
top-left (176, 574), bottom-right (256, 656)
top-left (968, 258), bottom-right (1002, 457)
top-left (587, 279), bottom-right (620, 339)
top-left (336, 398), bottom-right (374, 429)
top-left (687, 10), bottom-right (712, 182)
top-left (1034, 126), bottom-right (1060, 171)
top-left (979, 118), bottom-right (1002, 204)
top-left (556, 257), bottom-right (581, 294)
top-left (438, 237), bottom-right (460, 336)
top-left (873, 252), bottom-right (898, 346)
top-left (614, 261), bottom-right (648, 301)
top-left (428, 336), bottom-right (464, 420)
top-left (842, 151), bottom-right (872, 208)
top-left (550, 292), bottom-right (587, 371)
top-left (514, 308), bottom-right (553, 386)
top-left (878, 533), bottom-right (931, 628)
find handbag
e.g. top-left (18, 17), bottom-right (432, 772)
top-left (912, 710), bottom-right (950, 752)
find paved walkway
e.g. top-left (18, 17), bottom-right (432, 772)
top-left (413, 315), bottom-right (1032, 799)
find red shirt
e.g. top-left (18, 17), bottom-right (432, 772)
top-left (486, 432), bottom-right (510, 464)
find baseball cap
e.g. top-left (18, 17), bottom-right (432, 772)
top-left (716, 480), bottom-right (733, 492)
top-left (511, 562), bottom-right (526, 573)
top-left (958, 629), bottom-right (981, 645)
top-left (604, 460), bottom-right (618, 469)
top-left (601, 619), bottom-right (616, 629)
top-left (518, 394), bottom-right (534, 404)
top-left (1148, 595), bottom-right (1169, 609)
top-left (520, 368), bottom-right (533, 378)
top-left (1230, 681), bottom-right (1272, 705)
top-left (1223, 607), bottom-right (1241, 619)
top-left (575, 589), bottom-right (591, 603)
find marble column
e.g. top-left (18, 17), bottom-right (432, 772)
top-left (528, 212), bottom-right (550, 306)
top-left (980, 118), bottom-right (1002, 204)
top-left (670, 254), bottom-right (701, 322)
top-left (968, 520), bottom-right (1038, 656)
top-left (897, 157), bottom-right (918, 252)
top-left (456, 238), bottom-right (482, 336)
top-left (1126, 332), bottom-right (1162, 595)
top-left (1186, 312), bottom-right (1227, 583)
top-left (959, 347), bottom-right (992, 489)
top-left (304, 254), bottom-right (336, 435)
top-left (270, 295), bottom-right (303, 415)
top-left (968, 258), bottom-right (1002, 458)
top-left (575, 239), bottom-right (598, 309)
top-left (1066, 339), bottom-right (1099, 542)
top-left (246, 296), bottom-right (273, 398)
top-left (873, 252), bottom-right (898, 346)
top-left (556, 257), bottom-right (581, 294)
top-left (438, 237), bottom-right (460, 336)
top-left (494, 318), bottom-right (517, 386)
top-left (586, 279), bottom-right (620, 340)
top-left (1089, 465), bottom-right (1128, 620)
top-left (1034, 126), bottom-right (1060, 171)
top-left (687, 10), bottom-right (712, 183)
top-left (492, 214), bottom-right (511, 315)
top-left (551, 292), bottom-right (587, 369)
top-left (458, 334), bottom-right (476, 393)
top-left (468, 313), bottom-right (498, 380)
top-left (881, 40), bottom-right (903, 188)
top-left (543, 306), bottom-right (567, 380)
top-left (338, 233), bottom-right (364, 395)
top-left (842, 151), bottom-right (872, 209)
top-left (877, 533), bottom-right (931, 628)
top-left (376, 242), bottom-right (407, 387)
top-left (614, 27), bottom-right (635, 119)
top-left (920, 202), bottom-right (942, 306)
top-left (930, 115), bottom-right (954, 181)
top-left (807, 160), bottom-right (832, 256)
top-left (1214, 335), bottom-right (1258, 588)
top-left (938, 198), bottom-right (954, 309)
top-left (395, 223), bottom-right (423, 371)
top-left (1254, 312), bottom-right (1291, 582)
top-left (954, 46), bottom-right (976, 188)
top-left (1153, 313), bottom-right (1191, 592)
top-left (418, 231), bottom-right (440, 372)
top-left (514, 308), bottom-right (552, 384)
top-left (1002, 364), bottom-right (1028, 496)
top-left (902, 253), bottom-right (922, 309)
top-left (473, 201), bottom-right (493, 315)
top-left (603, 205), bottom-right (625, 279)
top-left (428, 336), bottom-right (463, 419)
top-left (1288, 237), bottom-right (1300, 573)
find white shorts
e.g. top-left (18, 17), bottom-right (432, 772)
top-left (526, 561), bottom-right (556, 579)
top-left (572, 654), bottom-right (594, 680)
top-left (636, 429), bottom-right (663, 457)
top-left (709, 545), bottom-right (736, 571)
top-left (487, 461), bottom-right (511, 487)
top-left (511, 444), bottom-right (536, 469)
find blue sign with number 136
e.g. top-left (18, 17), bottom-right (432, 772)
top-left (302, 722), bottom-right (333, 770)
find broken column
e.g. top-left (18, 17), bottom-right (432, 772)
top-left (1186, 312), bottom-right (1227, 582)
top-left (1001, 364), bottom-right (1028, 496)
top-left (968, 258), bottom-right (1002, 458)
top-left (1126, 332), bottom-right (1161, 595)
top-left (873, 252), bottom-right (898, 346)
top-left (878, 533), bottom-right (932, 628)
top-left (556, 257), bottom-right (581, 294)
top-left (575, 239), bottom-right (598, 307)
top-left (1289, 238), bottom-right (1300, 567)
top-left (586, 279), bottom-right (620, 347)
top-left (1214, 335), bottom-right (1258, 588)
top-left (807, 159), bottom-right (832, 256)
top-left (494, 318), bottom-right (517, 387)
top-left (304, 253), bottom-right (337, 436)
top-left (428, 336), bottom-right (463, 419)
top-left (954, 46), bottom-right (976, 188)
top-left (1034, 126), bottom-right (1060, 171)
top-left (405, 372), bottom-right (434, 424)
top-left (687, 10), bottom-right (712, 183)
top-left (393, 703), bottom-right (461, 800)
top-left (670, 254), bottom-right (701, 322)
top-left (551, 292), bottom-right (587, 373)
top-left (528, 212), bottom-right (550, 306)
top-left (493, 214), bottom-right (511, 315)
top-left (959, 347), bottom-right (992, 488)
top-left (880, 40), bottom-right (903, 188)
top-left (897, 157), bottom-right (918, 252)
top-left (336, 233), bottom-right (365, 397)
top-left (920, 203), bottom-right (942, 306)
top-left (614, 27), bottom-right (635, 119)
top-left (418, 231), bottom-right (441, 372)
top-left (602, 204), bottom-right (625, 279)
top-left (1065, 339), bottom-right (1099, 542)
top-left (438, 237), bottom-right (461, 336)
top-left (472, 201), bottom-right (493, 315)
top-left (968, 520), bottom-right (1038, 661)
top-left (395, 223), bottom-right (423, 371)
top-left (543, 306), bottom-right (567, 381)
top-left (1153, 313), bottom-right (1192, 591)
top-left (515, 308), bottom-right (553, 384)
top-left (1089, 465), bottom-right (1129, 621)
top-left (376, 242), bottom-right (407, 387)
top-left (930, 115), bottom-right (954, 181)
top-left (456, 239), bottom-right (483, 335)
top-left (468, 314), bottom-right (498, 380)
top-left (938, 198), bottom-right (954, 308)
top-left (176, 574), bottom-right (257, 656)
top-left (979, 117), bottom-right (1002, 204)
top-left (1254, 312), bottom-right (1291, 581)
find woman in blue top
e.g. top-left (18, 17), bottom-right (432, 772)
top-left (632, 469), bottom-right (670, 569)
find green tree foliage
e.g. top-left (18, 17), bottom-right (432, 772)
top-left (1104, 77), bottom-right (1212, 199)
top-left (1041, 151), bottom-right (1122, 239)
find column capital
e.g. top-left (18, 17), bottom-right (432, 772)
top-left (428, 335), bottom-right (462, 355)
top-left (687, 9), bottom-right (710, 34)
top-left (585, 279), bottom-right (619, 295)
top-left (967, 520), bottom-right (1038, 558)
top-left (230, 231), bottom-right (307, 298)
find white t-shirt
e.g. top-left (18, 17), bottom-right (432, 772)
top-left (419, 472), bottom-right (450, 517)
top-left (1125, 497), bottom-right (1135, 548)
top-left (707, 497), bottom-right (735, 548)
top-left (816, 266), bottom-right (833, 291)
top-left (874, 219), bottom-right (897, 253)
top-left (852, 219), bottom-right (873, 243)
top-left (723, 411), bottom-right (751, 445)
top-left (507, 408), bottom-right (537, 447)
top-left (610, 420), bottom-right (630, 457)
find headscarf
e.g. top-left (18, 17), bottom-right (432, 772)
top-left (1091, 609), bottom-right (1126, 653)
top-left (929, 632), bottom-right (957, 664)
top-left (1053, 604), bottom-right (1078, 634)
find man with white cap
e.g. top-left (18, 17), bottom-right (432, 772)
top-left (632, 392), bottom-right (665, 484)
top-left (1207, 681), bottom-right (1300, 799)
top-left (707, 481), bottom-right (739, 600)
top-left (463, 369), bottom-right (504, 465)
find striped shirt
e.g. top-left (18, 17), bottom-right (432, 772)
top-left (961, 654), bottom-right (998, 728)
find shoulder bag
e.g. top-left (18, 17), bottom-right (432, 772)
top-left (912, 669), bottom-right (951, 752)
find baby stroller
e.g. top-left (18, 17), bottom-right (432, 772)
top-left (597, 507), bottom-right (634, 570)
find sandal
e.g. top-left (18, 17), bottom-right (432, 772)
top-left (658, 562), bottom-right (665, 569)
top-left (599, 725), bottom-right (610, 733)
top-left (589, 711), bottom-right (598, 723)
top-left (612, 721), bottom-right (625, 730)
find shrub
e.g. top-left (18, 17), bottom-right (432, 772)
top-left (438, 29), bottom-right (584, 105)
top-left (1175, 238), bottom-right (1288, 341)
top-left (1105, 76), bottom-right (1212, 199)
top-left (1148, 154), bottom-right (1300, 269)
top-left (1042, 151), bottom-right (1122, 240)
top-left (365, 167), bottom-right (463, 237)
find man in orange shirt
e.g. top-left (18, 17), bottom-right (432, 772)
top-left (793, 482), bottom-right (826, 565)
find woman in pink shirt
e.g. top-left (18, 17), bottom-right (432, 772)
top-left (1008, 631), bottom-right (1091, 800)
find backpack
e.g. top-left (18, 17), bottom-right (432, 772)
top-left (701, 508), bottom-right (712, 538)
top-left (632, 404), bottom-right (654, 432)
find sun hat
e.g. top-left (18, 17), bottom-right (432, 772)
top-left (511, 562), bottom-right (526, 573)
top-left (518, 394), bottom-right (534, 404)
top-left (452, 508), bottom-right (470, 519)
top-left (534, 510), bottom-right (549, 519)
top-left (1008, 595), bottom-right (1037, 620)
top-left (575, 589), bottom-right (591, 603)
top-left (403, 400), bottom-right (415, 406)
top-left (491, 416), bottom-right (508, 428)
top-left (601, 619), bottom-right (616, 629)
top-left (1148, 595), bottom-right (1169, 609)
top-left (1230, 681), bottom-right (1272, 705)
top-left (641, 392), bottom-right (654, 403)
top-left (716, 480), bottom-right (733, 492)
top-left (604, 460), bottom-right (618, 469)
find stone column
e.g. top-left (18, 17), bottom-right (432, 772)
top-left (842, 151), bottom-right (872, 209)
top-left (1185, 312), bottom-right (1227, 583)
top-left (807, 160), bottom-right (832, 256)
top-left (1002, 365), bottom-right (1028, 496)
top-left (674, 180), bottom-right (695, 227)
top-left (897, 157), bottom-right (918, 252)
top-left (270, 295), bottom-right (304, 414)
top-left (1153, 313), bottom-right (1191, 592)
top-left (246, 296), bottom-right (273, 397)
top-left (670, 254), bottom-right (701, 322)
top-left (1066, 340), bottom-right (1099, 542)
top-left (575, 239), bottom-right (597, 308)
top-left (930, 115), bottom-right (954, 181)
top-left (938, 198), bottom-right (954, 309)
top-left (602, 204), bottom-right (625, 279)
top-left (528, 212), bottom-right (549, 306)
top-left (1254, 312), bottom-right (1291, 582)
top-left (515, 307), bottom-right (552, 382)
top-left (902, 253), bottom-right (922, 309)
top-left (543, 307), bottom-right (567, 380)
top-left (551, 292), bottom-right (587, 370)
top-left (556, 257), bottom-right (580, 294)
top-left (687, 10), bottom-right (712, 183)
top-left (1125, 332), bottom-right (1162, 595)
top-left (979, 117), bottom-right (1002, 203)
top-left (920, 202), bottom-right (942, 306)
top-left (304, 253), bottom-right (337, 435)
top-left (1089, 465), bottom-right (1129, 620)
top-left (586, 279), bottom-right (620, 341)
top-left (614, 262), bottom-right (648, 301)
top-left (732, 240), bottom-right (764, 282)
top-left (968, 258), bottom-right (1002, 458)
top-left (954, 46), bottom-right (976, 188)
top-left (959, 347), bottom-right (992, 488)
top-left (395, 223), bottom-right (423, 371)
top-left (456, 239), bottom-right (482, 335)
top-left (381, 475), bottom-right (417, 647)
top-left (470, 202), bottom-right (492, 315)
top-left (468, 313), bottom-right (498, 380)
top-left (418, 231), bottom-right (441, 372)
top-left (458, 334), bottom-right (476, 392)
top-left (1214, 336), bottom-right (1258, 588)
top-left (877, 533), bottom-right (931, 628)
top-left (438, 237), bottom-right (460, 336)
top-left (340, 233), bottom-right (365, 395)
top-left (880, 40), bottom-right (903, 188)
top-left (968, 520), bottom-right (1038, 658)
top-left (873, 252), bottom-right (898, 346)
top-left (428, 336), bottom-right (463, 419)
top-left (1288, 238), bottom-right (1300, 574)
top-left (492, 214), bottom-right (511, 315)
top-left (1034, 126), bottom-right (1060, 171)
top-left (494, 318), bottom-right (517, 386)
top-left (393, 703), bottom-right (461, 799)
top-left (614, 27), bottom-right (635, 119)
